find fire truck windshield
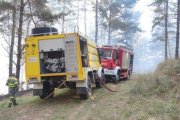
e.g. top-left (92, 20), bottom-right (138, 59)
top-left (98, 49), bottom-right (112, 59)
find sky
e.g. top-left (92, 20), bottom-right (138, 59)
top-left (0, 36), bottom-right (9, 94)
top-left (134, 0), bottom-right (153, 37)
top-left (0, 0), bottom-right (154, 94)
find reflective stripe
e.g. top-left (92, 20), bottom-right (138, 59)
top-left (9, 86), bottom-right (16, 88)
top-left (7, 77), bottom-right (18, 84)
top-left (15, 82), bottom-right (18, 85)
top-left (8, 84), bottom-right (16, 88)
top-left (8, 86), bottom-right (16, 88)
top-left (7, 77), bottom-right (18, 88)
top-left (9, 77), bottom-right (17, 81)
top-left (8, 83), bottom-right (15, 85)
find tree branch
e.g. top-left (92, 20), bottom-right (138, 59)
top-left (2, 35), bottom-right (11, 47)
top-left (29, 1), bottom-right (36, 27)
top-left (12, 60), bottom-right (17, 66)
top-left (24, 0), bottom-right (30, 7)
top-left (1, 44), bottom-right (9, 54)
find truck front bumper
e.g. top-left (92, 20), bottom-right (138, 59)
top-left (104, 69), bottom-right (116, 75)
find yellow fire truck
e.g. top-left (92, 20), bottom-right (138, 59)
top-left (25, 27), bottom-right (104, 99)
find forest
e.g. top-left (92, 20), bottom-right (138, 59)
top-left (0, 0), bottom-right (140, 81)
top-left (0, 0), bottom-right (179, 120)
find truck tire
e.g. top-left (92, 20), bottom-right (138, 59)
top-left (32, 27), bottom-right (58, 36)
top-left (39, 81), bottom-right (54, 99)
top-left (114, 71), bottom-right (120, 84)
top-left (125, 71), bottom-right (130, 80)
top-left (80, 94), bottom-right (88, 100)
top-left (80, 76), bottom-right (92, 100)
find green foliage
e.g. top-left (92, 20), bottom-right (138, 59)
top-left (151, 0), bottom-right (166, 43)
top-left (99, 0), bottom-right (139, 44)
top-left (151, 0), bottom-right (165, 7)
top-left (27, 0), bottom-right (59, 25)
top-left (0, 1), bottom-right (13, 12)
top-left (0, 1), bottom-right (13, 25)
top-left (156, 59), bottom-right (180, 78)
top-left (110, 18), bottom-right (125, 31)
top-left (131, 59), bottom-right (180, 100)
top-left (130, 73), bottom-right (178, 97)
top-left (34, 8), bottom-right (61, 24)
top-left (129, 59), bottom-right (180, 119)
top-left (152, 16), bottom-right (164, 30)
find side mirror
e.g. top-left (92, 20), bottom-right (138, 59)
top-left (98, 50), bottom-right (104, 56)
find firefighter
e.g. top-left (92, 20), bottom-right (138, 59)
top-left (6, 74), bottom-right (18, 107)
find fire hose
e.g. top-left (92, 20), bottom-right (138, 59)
top-left (11, 75), bottom-right (116, 109)
top-left (99, 77), bottom-right (118, 92)
top-left (90, 68), bottom-right (118, 93)
top-left (39, 80), bottom-right (66, 102)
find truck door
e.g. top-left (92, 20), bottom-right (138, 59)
top-left (80, 37), bottom-right (88, 67)
top-left (113, 50), bottom-right (119, 67)
top-left (130, 54), bottom-right (134, 69)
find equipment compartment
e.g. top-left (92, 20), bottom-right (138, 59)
top-left (40, 50), bottom-right (65, 73)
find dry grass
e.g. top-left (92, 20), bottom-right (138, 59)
top-left (156, 59), bottom-right (180, 81)
top-left (0, 59), bottom-right (179, 120)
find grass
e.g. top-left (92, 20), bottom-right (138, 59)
top-left (0, 59), bottom-right (179, 120)
top-left (129, 82), bottom-right (179, 119)
top-left (129, 59), bottom-right (180, 120)
top-left (0, 78), bottom-right (179, 120)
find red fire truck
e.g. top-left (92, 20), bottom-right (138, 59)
top-left (98, 45), bottom-right (134, 83)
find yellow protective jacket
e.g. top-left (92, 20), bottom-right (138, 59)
top-left (6, 76), bottom-right (18, 88)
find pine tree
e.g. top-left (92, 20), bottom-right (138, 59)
top-left (175, 0), bottom-right (180, 59)
top-left (98, 0), bottom-right (138, 45)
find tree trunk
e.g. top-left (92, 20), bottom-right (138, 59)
top-left (108, 19), bottom-right (111, 45)
top-left (175, 0), bottom-right (180, 59)
top-left (16, 0), bottom-right (24, 81)
top-left (95, 0), bottom-right (98, 44)
top-left (108, 0), bottom-right (112, 45)
top-left (164, 0), bottom-right (168, 60)
top-left (84, 0), bottom-right (87, 35)
top-left (62, 0), bottom-right (65, 33)
top-left (77, 0), bottom-right (80, 31)
top-left (9, 0), bottom-right (17, 77)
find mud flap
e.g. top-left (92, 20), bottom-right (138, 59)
top-left (33, 83), bottom-right (43, 96)
top-left (76, 87), bottom-right (87, 94)
top-left (33, 89), bottom-right (42, 96)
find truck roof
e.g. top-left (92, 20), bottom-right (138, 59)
top-left (25, 32), bottom-right (97, 48)
top-left (98, 45), bottom-right (133, 54)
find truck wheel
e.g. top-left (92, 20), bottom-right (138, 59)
top-left (80, 76), bottom-right (92, 99)
top-left (80, 94), bottom-right (88, 100)
top-left (39, 81), bottom-right (54, 99)
top-left (39, 89), bottom-right (54, 99)
top-left (113, 75), bottom-right (119, 84)
top-left (125, 71), bottom-right (131, 80)
top-left (114, 72), bottom-right (120, 84)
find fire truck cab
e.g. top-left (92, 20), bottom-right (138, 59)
top-left (98, 45), bottom-right (134, 83)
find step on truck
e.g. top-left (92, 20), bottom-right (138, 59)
top-left (25, 27), bottom-right (104, 99)
top-left (98, 45), bottom-right (134, 83)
